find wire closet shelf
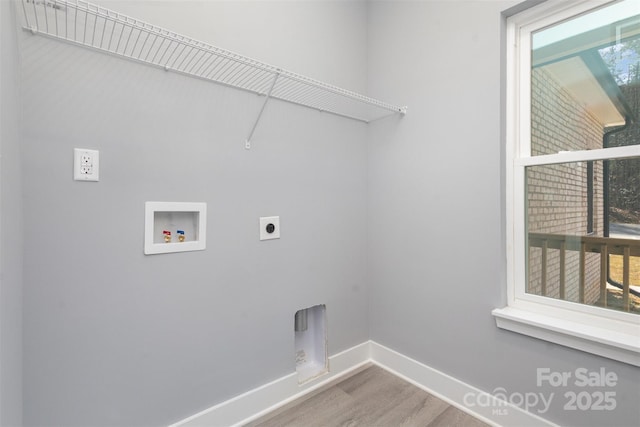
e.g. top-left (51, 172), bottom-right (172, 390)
top-left (20, 0), bottom-right (407, 126)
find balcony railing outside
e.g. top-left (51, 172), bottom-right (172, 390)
top-left (529, 233), bottom-right (640, 312)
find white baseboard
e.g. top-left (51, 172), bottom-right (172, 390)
top-left (369, 341), bottom-right (558, 427)
top-left (169, 341), bottom-right (371, 427)
top-left (169, 341), bottom-right (557, 427)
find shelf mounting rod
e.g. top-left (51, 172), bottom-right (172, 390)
top-left (245, 72), bottom-right (280, 150)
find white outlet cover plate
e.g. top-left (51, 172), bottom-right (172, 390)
top-left (260, 216), bottom-right (280, 240)
top-left (74, 148), bottom-right (99, 181)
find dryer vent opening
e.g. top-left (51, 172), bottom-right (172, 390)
top-left (294, 304), bottom-right (328, 384)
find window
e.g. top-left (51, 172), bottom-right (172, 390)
top-left (494, 0), bottom-right (640, 366)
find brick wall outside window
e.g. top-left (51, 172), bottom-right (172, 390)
top-left (528, 67), bottom-right (604, 304)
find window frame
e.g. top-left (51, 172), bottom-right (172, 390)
top-left (493, 0), bottom-right (640, 367)
top-left (587, 160), bottom-right (594, 234)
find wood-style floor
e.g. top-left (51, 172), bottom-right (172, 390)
top-left (245, 365), bottom-right (489, 427)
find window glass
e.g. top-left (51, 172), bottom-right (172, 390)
top-left (530, 6), bottom-right (640, 156)
top-left (525, 2), bottom-right (640, 316)
top-left (526, 158), bottom-right (640, 314)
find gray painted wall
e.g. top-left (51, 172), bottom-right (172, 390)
top-left (0, 0), bottom-right (23, 425)
top-left (13, 0), bottom-right (640, 426)
top-left (367, 1), bottom-right (640, 427)
top-left (20, 1), bottom-right (368, 425)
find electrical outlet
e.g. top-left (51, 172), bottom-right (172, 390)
top-left (259, 216), bottom-right (280, 241)
top-left (74, 148), bottom-right (99, 181)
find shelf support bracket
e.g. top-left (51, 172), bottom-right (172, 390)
top-left (245, 72), bottom-right (280, 150)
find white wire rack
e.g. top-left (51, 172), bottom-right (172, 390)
top-left (20, 0), bottom-right (407, 148)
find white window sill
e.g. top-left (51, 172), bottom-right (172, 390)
top-left (492, 306), bottom-right (640, 367)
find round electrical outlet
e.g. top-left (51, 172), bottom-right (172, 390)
top-left (259, 216), bottom-right (280, 240)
